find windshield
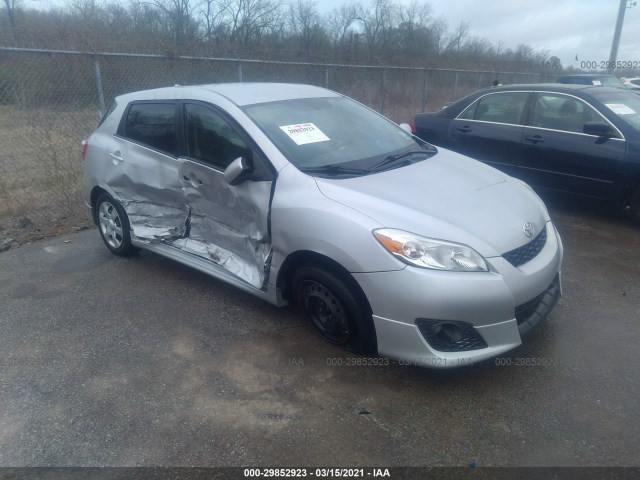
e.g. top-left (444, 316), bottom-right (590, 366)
top-left (243, 96), bottom-right (433, 177)
top-left (594, 92), bottom-right (640, 132)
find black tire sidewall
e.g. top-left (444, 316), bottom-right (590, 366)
top-left (96, 193), bottom-right (136, 256)
top-left (293, 265), bottom-right (376, 355)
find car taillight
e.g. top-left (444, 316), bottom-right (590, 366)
top-left (410, 117), bottom-right (416, 135)
top-left (81, 139), bottom-right (88, 161)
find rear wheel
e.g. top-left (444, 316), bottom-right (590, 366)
top-left (293, 265), bottom-right (376, 354)
top-left (96, 193), bottom-right (138, 256)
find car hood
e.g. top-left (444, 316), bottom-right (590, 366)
top-left (314, 149), bottom-right (550, 257)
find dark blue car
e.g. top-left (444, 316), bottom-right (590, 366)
top-left (412, 84), bottom-right (640, 221)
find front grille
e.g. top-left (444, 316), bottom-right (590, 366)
top-left (416, 319), bottom-right (488, 352)
top-left (503, 225), bottom-right (547, 267)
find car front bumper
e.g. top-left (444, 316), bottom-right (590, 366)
top-left (352, 222), bottom-right (563, 368)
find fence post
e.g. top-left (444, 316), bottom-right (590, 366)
top-left (325, 65), bottom-right (329, 88)
top-left (478, 71), bottom-right (483, 89)
top-left (422, 68), bottom-right (428, 112)
top-left (453, 71), bottom-right (459, 101)
top-left (380, 67), bottom-right (386, 114)
top-left (238, 59), bottom-right (243, 82)
top-left (93, 56), bottom-right (106, 116)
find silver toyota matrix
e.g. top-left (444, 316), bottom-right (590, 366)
top-left (82, 83), bottom-right (563, 368)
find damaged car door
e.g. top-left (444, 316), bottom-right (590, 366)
top-left (114, 101), bottom-right (190, 240)
top-left (175, 101), bottom-right (274, 289)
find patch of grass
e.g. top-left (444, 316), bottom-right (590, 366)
top-left (0, 107), bottom-right (96, 230)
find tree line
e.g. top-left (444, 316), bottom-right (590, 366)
top-left (1, 0), bottom-right (559, 71)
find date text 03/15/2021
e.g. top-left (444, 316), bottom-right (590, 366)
top-left (243, 468), bottom-right (391, 477)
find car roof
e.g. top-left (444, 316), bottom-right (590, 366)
top-left (555, 74), bottom-right (617, 78)
top-left (115, 82), bottom-right (341, 106)
top-left (478, 83), bottom-right (626, 95)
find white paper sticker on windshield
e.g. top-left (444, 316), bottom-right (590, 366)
top-left (592, 80), bottom-right (602, 85)
top-left (279, 123), bottom-right (330, 145)
top-left (605, 103), bottom-right (636, 115)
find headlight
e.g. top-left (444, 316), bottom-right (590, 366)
top-left (373, 228), bottom-right (488, 272)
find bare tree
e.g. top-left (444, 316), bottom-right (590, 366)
top-left (398, 0), bottom-right (430, 30)
top-left (444, 20), bottom-right (468, 54)
top-left (226, 0), bottom-right (283, 46)
top-left (288, 0), bottom-right (317, 50)
top-left (2, 0), bottom-right (20, 43)
top-left (198, 0), bottom-right (230, 42)
top-left (396, 0), bottom-right (431, 56)
top-left (150, 0), bottom-right (197, 46)
top-left (427, 17), bottom-right (447, 55)
top-left (323, 2), bottom-right (358, 48)
top-left (357, 0), bottom-right (397, 57)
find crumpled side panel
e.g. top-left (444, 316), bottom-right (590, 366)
top-left (105, 147), bottom-right (190, 241)
top-left (171, 237), bottom-right (268, 288)
top-left (181, 165), bottom-right (273, 289)
top-left (104, 143), bottom-right (272, 289)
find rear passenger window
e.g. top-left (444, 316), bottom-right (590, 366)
top-left (458, 92), bottom-right (529, 125)
top-left (124, 103), bottom-right (177, 156)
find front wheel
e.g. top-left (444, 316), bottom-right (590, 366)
top-left (293, 266), bottom-right (376, 354)
top-left (95, 193), bottom-right (138, 256)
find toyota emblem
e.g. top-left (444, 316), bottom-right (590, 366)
top-left (523, 222), bottom-right (536, 238)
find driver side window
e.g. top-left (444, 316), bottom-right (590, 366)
top-left (184, 103), bottom-right (250, 170)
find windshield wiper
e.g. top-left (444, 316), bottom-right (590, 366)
top-left (300, 164), bottom-right (370, 176)
top-left (369, 149), bottom-right (431, 172)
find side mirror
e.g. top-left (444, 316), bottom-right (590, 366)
top-left (224, 157), bottom-right (250, 186)
top-left (583, 122), bottom-right (617, 138)
top-left (399, 123), bottom-right (412, 134)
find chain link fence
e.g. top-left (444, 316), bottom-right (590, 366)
top-left (0, 47), bottom-right (550, 248)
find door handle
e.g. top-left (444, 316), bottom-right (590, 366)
top-left (457, 126), bottom-right (472, 133)
top-left (524, 135), bottom-right (544, 144)
top-left (108, 151), bottom-right (123, 163)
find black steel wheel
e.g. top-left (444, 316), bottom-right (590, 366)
top-left (293, 265), bottom-right (376, 354)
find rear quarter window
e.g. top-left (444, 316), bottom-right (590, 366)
top-left (121, 102), bottom-right (177, 156)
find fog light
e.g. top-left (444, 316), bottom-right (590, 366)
top-left (416, 319), bottom-right (488, 352)
top-left (433, 322), bottom-right (464, 343)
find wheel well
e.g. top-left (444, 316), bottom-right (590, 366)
top-left (277, 251), bottom-right (371, 313)
top-left (89, 186), bottom-right (108, 224)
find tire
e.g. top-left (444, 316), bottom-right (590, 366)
top-left (95, 193), bottom-right (138, 256)
top-left (292, 265), bottom-right (376, 354)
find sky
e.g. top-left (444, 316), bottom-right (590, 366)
top-left (22, 0), bottom-right (640, 70)
top-left (319, 0), bottom-right (640, 69)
